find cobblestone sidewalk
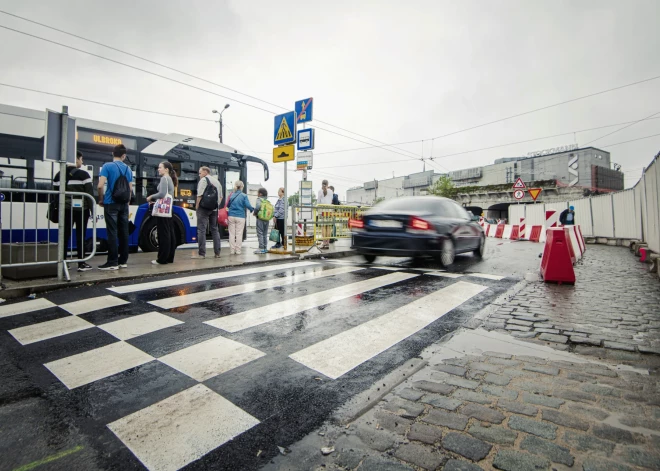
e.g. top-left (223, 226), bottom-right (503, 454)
top-left (265, 244), bottom-right (660, 471)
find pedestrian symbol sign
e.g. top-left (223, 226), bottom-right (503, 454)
top-left (273, 111), bottom-right (296, 145)
top-left (528, 188), bottom-right (542, 201)
top-left (513, 177), bottom-right (526, 189)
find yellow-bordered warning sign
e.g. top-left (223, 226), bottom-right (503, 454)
top-left (273, 144), bottom-right (295, 163)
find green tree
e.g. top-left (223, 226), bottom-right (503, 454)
top-left (428, 175), bottom-right (457, 199)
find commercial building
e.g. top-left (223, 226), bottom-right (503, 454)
top-left (346, 146), bottom-right (623, 205)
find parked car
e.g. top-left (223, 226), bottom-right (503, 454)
top-left (350, 196), bottom-right (485, 266)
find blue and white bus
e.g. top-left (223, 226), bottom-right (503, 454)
top-left (0, 104), bottom-right (269, 253)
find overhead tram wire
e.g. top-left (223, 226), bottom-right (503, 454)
top-left (4, 12), bottom-right (658, 165)
top-left (584, 110), bottom-right (660, 145)
top-left (0, 11), bottom-right (424, 162)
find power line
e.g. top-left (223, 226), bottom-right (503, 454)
top-left (0, 82), bottom-right (216, 121)
top-left (585, 110), bottom-right (660, 145)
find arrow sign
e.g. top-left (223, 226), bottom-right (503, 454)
top-left (513, 177), bottom-right (526, 189)
top-left (528, 188), bottom-right (542, 201)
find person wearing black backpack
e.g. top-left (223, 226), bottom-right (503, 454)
top-left (194, 166), bottom-right (223, 259)
top-left (97, 144), bottom-right (133, 271)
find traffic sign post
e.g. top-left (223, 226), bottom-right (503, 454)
top-left (528, 188), bottom-right (542, 202)
top-left (273, 144), bottom-right (295, 163)
top-left (297, 128), bottom-right (314, 151)
top-left (295, 98), bottom-right (313, 124)
top-left (514, 189), bottom-right (525, 200)
top-left (513, 177), bottom-right (526, 189)
top-left (274, 111), bottom-right (297, 146)
top-left (297, 151), bottom-right (313, 171)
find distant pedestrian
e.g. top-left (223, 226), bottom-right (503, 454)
top-left (560, 206), bottom-right (576, 225)
top-left (194, 166), bottom-right (222, 259)
top-left (272, 187), bottom-right (285, 249)
top-left (329, 185), bottom-right (340, 205)
top-left (147, 162), bottom-right (177, 265)
top-left (317, 179), bottom-right (333, 249)
top-left (53, 150), bottom-right (94, 272)
top-left (227, 180), bottom-right (254, 255)
top-left (97, 144), bottom-right (133, 271)
top-left (328, 185), bottom-right (339, 243)
top-left (253, 188), bottom-right (272, 254)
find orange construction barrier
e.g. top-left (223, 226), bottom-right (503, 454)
top-left (528, 225), bottom-right (542, 242)
top-left (510, 225), bottom-right (520, 240)
top-left (540, 227), bottom-right (576, 284)
top-left (495, 225), bottom-right (505, 238)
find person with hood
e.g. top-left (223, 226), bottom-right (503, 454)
top-left (560, 206), bottom-right (576, 225)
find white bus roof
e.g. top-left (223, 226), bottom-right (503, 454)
top-left (0, 103), bottom-right (246, 156)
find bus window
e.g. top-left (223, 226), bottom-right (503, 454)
top-left (226, 170), bottom-right (240, 198)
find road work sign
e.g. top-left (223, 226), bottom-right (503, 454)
top-left (273, 144), bottom-right (295, 163)
top-left (274, 112), bottom-right (296, 145)
top-left (513, 177), bottom-right (526, 189)
top-left (528, 188), bottom-right (542, 201)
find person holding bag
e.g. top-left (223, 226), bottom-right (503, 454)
top-left (271, 187), bottom-right (285, 249)
top-left (227, 180), bottom-right (254, 255)
top-left (147, 161), bottom-right (177, 265)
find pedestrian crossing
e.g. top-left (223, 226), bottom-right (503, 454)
top-left (0, 259), bottom-right (511, 471)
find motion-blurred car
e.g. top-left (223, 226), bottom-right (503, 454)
top-left (350, 196), bottom-right (485, 266)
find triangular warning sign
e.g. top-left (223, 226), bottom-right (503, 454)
top-left (276, 118), bottom-right (293, 141)
top-left (528, 188), bottom-right (542, 201)
top-left (513, 177), bottom-right (526, 189)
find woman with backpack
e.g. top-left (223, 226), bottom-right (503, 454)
top-left (146, 161), bottom-right (177, 265)
top-left (227, 180), bottom-right (255, 255)
top-left (253, 187), bottom-right (273, 254)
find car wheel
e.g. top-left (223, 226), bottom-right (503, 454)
top-left (440, 238), bottom-right (456, 267)
top-left (138, 218), bottom-right (159, 252)
top-left (363, 254), bottom-right (376, 264)
top-left (474, 234), bottom-right (486, 258)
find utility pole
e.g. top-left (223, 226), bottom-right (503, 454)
top-left (212, 104), bottom-right (230, 143)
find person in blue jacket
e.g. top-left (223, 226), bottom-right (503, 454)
top-left (226, 180), bottom-right (254, 255)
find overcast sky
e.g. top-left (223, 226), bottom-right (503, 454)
top-left (1, 0), bottom-right (658, 198)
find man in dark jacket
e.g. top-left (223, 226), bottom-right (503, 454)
top-left (559, 206), bottom-right (576, 226)
top-left (53, 151), bottom-right (95, 271)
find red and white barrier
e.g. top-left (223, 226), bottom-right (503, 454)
top-left (502, 225), bottom-right (514, 239)
top-left (545, 210), bottom-right (559, 228)
top-left (519, 218), bottom-right (526, 239)
top-left (296, 223), bottom-right (304, 236)
top-left (540, 227), bottom-right (576, 284)
top-left (510, 225), bottom-right (520, 240)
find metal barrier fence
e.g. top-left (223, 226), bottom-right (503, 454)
top-left (0, 189), bottom-right (97, 284)
top-left (291, 204), bottom-right (370, 253)
top-left (508, 152), bottom-right (660, 253)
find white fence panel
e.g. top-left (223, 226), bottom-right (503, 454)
top-left (612, 190), bottom-right (641, 240)
top-left (569, 198), bottom-right (593, 236)
top-left (645, 159), bottom-right (660, 252)
top-left (509, 205), bottom-right (525, 225)
top-left (525, 204), bottom-right (546, 227)
top-left (634, 180), bottom-right (647, 241)
top-left (591, 194), bottom-right (615, 238)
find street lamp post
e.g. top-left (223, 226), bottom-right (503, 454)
top-left (212, 104), bottom-right (230, 143)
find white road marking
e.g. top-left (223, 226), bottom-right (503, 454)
top-left (9, 316), bottom-right (94, 345)
top-left (107, 384), bottom-right (259, 471)
top-left (0, 298), bottom-right (56, 319)
top-left (206, 272), bottom-right (418, 333)
top-left (59, 295), bottom-right (130, 316)
top-left (425, 272), bottom-right (464, 279)
top-left (289, 281), bottom-right (488, 379)
top-left (149, 266), bottom-right (361, 310)
top-left (98, 312), bottom-right (184, 340)
top-left (158, 336), bottom-right (266, 382)
top-left (109, 261), bottom-right (320, 294)
top-left (466, 273), bottom-right (506, 281)
top-left (44, 341), bottom-right (154, 389)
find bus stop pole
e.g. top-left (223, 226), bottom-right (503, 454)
top-left (57, 106), bottom-right (68, 282)
top-left (283, 160), bottom-right (288, 251)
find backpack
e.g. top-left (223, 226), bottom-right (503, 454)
top-left (199, 177), bottom-right (219, 210)
top-left (111, 162), bottom-right (131, 204)
top-left (47, 166), bottom-right (76, 223)
top-left (257, 198), bottom-right (274, 221)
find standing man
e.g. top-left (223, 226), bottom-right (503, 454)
top-left (53, 150), bottom-right (94, 272)
top-left (97, 144), bottom-right (132, 271)
top-left (560, 206), bottom-right (576, 225)
top-left (194, 166), bottom-right (222, 259)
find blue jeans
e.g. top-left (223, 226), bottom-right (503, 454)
top-left (104, 203), bottom-right (129, 265)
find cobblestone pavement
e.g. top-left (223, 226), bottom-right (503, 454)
top-left (265, 244), bottom-right (660, 471)
top-left (483, 245), bottom-right (660, 356)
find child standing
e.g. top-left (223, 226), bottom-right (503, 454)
top-left (253, 188), bottom-right (271, 254)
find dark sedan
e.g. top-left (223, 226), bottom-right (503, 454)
top-left (350, 196), bottom-right (485, 266)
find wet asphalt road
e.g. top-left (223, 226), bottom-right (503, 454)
top-left (0, 239), bottom-right (535, 471)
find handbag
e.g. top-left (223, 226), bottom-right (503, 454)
top-left (269, 228), bottom-right (280, 243)
top-left (217, 192), bottom-right (233, 228)
top-left (152, 193), bottom-right (173, 218)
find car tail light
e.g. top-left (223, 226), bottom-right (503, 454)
top-left (408, 216), bottom-right (434, 233)
top-left (349, 219), bottom-right (364, 230)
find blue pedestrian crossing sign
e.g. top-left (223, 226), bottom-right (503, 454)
top-left (295, 98), bottom-right (313, 124)
top-left (274, 111), bottom-right (296, 146)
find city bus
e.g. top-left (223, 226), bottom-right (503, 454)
top-left (0, 103), bottom-right (269, 253)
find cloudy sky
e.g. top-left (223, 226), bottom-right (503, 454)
top-left (1, 0), bottom-right (658, 198)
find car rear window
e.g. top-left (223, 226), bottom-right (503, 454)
top-left (377, 198), bottom-right (439, 213)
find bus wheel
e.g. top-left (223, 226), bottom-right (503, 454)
top-left (85, 237), bottom-right (108, 255)
top-left (138, 218), bottom-right (159, 252)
